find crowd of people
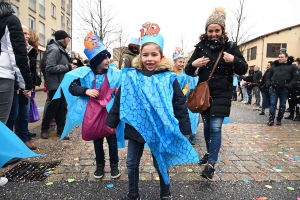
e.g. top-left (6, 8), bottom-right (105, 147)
top-left (236, 55), bottom-right (300, 126)
top-left (1, 2), bottom-right (300, 199)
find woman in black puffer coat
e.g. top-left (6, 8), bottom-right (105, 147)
top-left (185, 7), bottom-right (248, 180)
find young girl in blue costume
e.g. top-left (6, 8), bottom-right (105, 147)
top-left (53, 31), bottom-right (122, 179)
top-left (172, 48), bottom-right (200, 145)
top-left (106, 22), bottom-right (199, 200)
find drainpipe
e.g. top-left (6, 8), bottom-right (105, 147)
top-left (260, 36), bottom-right (264, 69)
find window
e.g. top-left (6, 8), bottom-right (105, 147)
top-left (39, 22), bottom-right (45, 46)
top-left (266, 43), bottom-right (287, 58)
top-left (247, 49), bottom-right (250, 61)
top-left (29, 0), bottom-right (36, 11)
top-left (29, 15), bottom-right (35, 30)
top-left (66, 18), bottom-right (71, 35)
top-left (61, 13), bottom-right (65, 30)
top-left (39, 0), bottom-right (45, 18)
top-left (51, 3), bottom-right (56, 17)
top-left (250, 46), bottom-right (257, 60)
top-left (61, 0), bottom-right (65, 10)
top-left (66, 0), bottom-right (71, 15)
top-left (11, 4), bottom-right (19, 17)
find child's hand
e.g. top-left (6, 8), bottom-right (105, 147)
top-left (107, 126), bottom-right (114, 132)
top-left (85, 89), bottom-right (99, 98)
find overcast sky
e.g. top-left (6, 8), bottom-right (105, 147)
top-left (72, 0), bottom-right (300, 59)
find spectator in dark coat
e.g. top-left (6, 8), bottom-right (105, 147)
top-left (259, 61), bottom-right (273, 115)
top-left (244, 67), bottom-right (254, 104)
top-left (252, 66), bottom-right (262, 106)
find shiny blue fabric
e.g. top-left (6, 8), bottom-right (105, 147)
top-left (0, 122), bottom-right (42, 168)
top-left (53, 64), bottom-right (122, 140)
top-left (119, 68), bottom-right (199, 184)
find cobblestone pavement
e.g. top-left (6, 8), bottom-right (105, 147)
top-left (1, 90), bottom-right (300, 184)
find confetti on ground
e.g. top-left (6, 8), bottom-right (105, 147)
top-left (155, 177), bottom-right (160, 180)
top-left (107, 184), bottom-right (114, 188)
top-left (287, 187), bottom-right (294, 191)
top-left (256, 198), bottom-right (267, 200)
top-left (219, 169), bottom-right (225, 173)
top-left (141, 177), bottom-right (146, 180)
top-left (188, 169), bottom-right (193, 172)
top-left (265, 185), bottom-right (272, 189)
top-left (74, 158), bottom-right (79, 161)
top-left (243, 179), bottom-right (249, 183)
top-left (46, 182), bottom-right (53, 186)
top-left (68, 178), bottom-right (75, 183)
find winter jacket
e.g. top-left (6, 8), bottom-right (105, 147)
top-left (259, 69), bottom-right (271, 92)
top-left (252, 70), bottom-right (262, 86)
top-left (185, 41), bottom-right (248, 117)
top-left (118, 47), bottom-right (138, 69)
top-left (28, 45), bottom-right (40, 87)
top-left (266, 57), bottom-right (299, 90)
top-left (106, 57), bottom-right (192, 143)
top-left (0, 3), bottom-right (33, 90)
top-left (44, 39), bottom-right (72, 90)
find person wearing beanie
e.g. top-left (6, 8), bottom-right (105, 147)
top-left (54, 31), bottom-right (122, 180)
top-left (185, 7), bottom-right (248, 180)
top-left (106, 22), bottom-right (199, 200)
top-left (119, 37), bottom-right (140, 69)
top-left (40, 30), bottom-right (75, 140)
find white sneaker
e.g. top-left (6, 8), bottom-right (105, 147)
top-left (0, 177), bottom-right (8, 186)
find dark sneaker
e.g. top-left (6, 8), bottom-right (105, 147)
top-left (161, 193), bottom-right (172, 200)
top-left (201, 163), bottom-right (215, 180)
top-left (199, 153), bottom-right (209, 165)
top-left (285, 108), bottom-right (290, 112)
top-left (94, 164), bottom-right (104, 179)
top-left (110, 163), bottom-right (121, 179)
top-left (276, 121), bottom-right (282, 126)
top-left (188, 134), bottom-right (196, 145)
top-left (293, 116), bottom-right (300, 121)
top-left (259, 111), bottom-right (265, 115)
top-left (121, 194), bottom-right (141, 200)
top-left (267, 121), bottom-right (274, 126)
top-left (41, 130), bottom-right (49, 139)
top-left (28, 131), bottom-right (37, 137)
top-left (284, 115), bottom-right (294, 120)
top-left (245, 102), bottom-right (251, 105)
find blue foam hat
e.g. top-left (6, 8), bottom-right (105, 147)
top-left (173, 47), bottom-right (185, 61)
top-left (83, 31), bottom-right (106, 61)
top-left (129, 37), bottom-right (140, 46)
top-left (140, 22), bottom-right (164, 50)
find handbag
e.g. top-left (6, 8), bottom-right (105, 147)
top-left (81, 74), bottom-right (116, 141)
top-left (28, 91), bottom-right (40, 123)
top-left (186, 47), bottom-right (225, 113)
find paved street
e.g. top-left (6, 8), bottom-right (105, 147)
top-left (1, 90), bottom-right (300, 199)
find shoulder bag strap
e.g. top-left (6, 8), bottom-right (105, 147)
top-left (207, 46), bottom-right (225, 80)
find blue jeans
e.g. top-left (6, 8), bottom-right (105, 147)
top-left (269, 87), bottom-right (289, 122)
top-left (247, 87), bottom-right (253, 103)
top-left (6, 92), bottom-right (19, 131)
top-left (16, 99), bottom-right (30, 143)
top-left (93, 134), bottom-right (119, 165)
top-left (261, 91), bottom-right (270, 112)
top-left (126, 139), bottom-right (170, 197)
top-left (201, 115), bottom-right (224, 163)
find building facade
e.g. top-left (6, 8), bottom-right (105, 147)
top-left (7, 0), bottom-right (72, 65)
top-left (239, 24), bottom-right (300, 73)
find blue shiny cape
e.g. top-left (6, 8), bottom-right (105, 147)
top-left (119, 68), bottom-right (199, 184)
top-left (53, 65), bottom-right (124, 143)
top-left (186, 76), bottom-right (200, 134)
top-left (0, 122), bottom-right (43, 168)
top-left (175, 71), bottom-right (189, 89)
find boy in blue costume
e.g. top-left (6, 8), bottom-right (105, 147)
top-left (106, 22), bottom-right (199, 200)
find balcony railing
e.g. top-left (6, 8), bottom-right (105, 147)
top-left (61, 0), bottom-right (65, 10)
top-left (66, 4), bottom-right (71, 15)
top-left (39, 4), bottom-right (45, 18)
top-left (39, 33), bottom-right (45, 46)
top-left (61, 22), bottom-right (65, 31)
top-left (29, 0), bottom-right (36, 11)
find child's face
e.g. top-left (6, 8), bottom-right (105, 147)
top-left (141, 44), bottom-right (162, 71)
top-left (174, 58), bottom-right (185, 71)
top-left (97, 57), bottom-right (110, 70)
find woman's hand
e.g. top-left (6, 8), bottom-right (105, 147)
top-left (85, 89), bottom-right (99, 98)
top-left (107, 126), bottom-right (114, 132)
top-left (23, 90), bottom-right (31, 98)
top-left (192, 56), bottom-right (210, 68)
top-left (223, 52), bottom-right (234, 63)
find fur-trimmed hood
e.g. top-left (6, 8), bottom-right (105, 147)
top-left (273, 56), bottom-right (294, 66)
top-left (132, 56), bottom-right (174, 72)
